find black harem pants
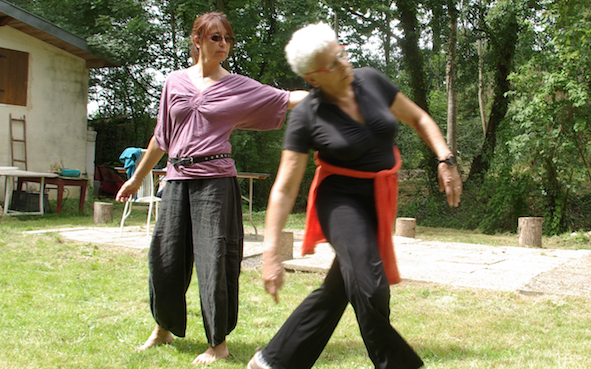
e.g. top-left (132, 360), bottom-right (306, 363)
top-left (147, 177), bottom-right (243, 347)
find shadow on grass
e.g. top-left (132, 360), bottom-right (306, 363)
top-left (415, 340), bottom-right (503, 365)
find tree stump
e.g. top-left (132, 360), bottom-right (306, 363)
top-left (395, 217), bottom-right (416, 238)
top-left (94, 202), bottom-right (113, 225)
top-left (278, 231), bottom-right (294, 261)
top-left (518, 217), bottom-right (543, 247)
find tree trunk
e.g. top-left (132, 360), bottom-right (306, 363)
top-left (543, 157), bottom-right (570, 234)
top-left (395, 217), bottom-right (416, 238)
top-left (518, 217), bottom-right (543, 247)
top-left (384, 10), bottom-right (391, 66)
top-left (395, 0), bottom-right (438, 190)
top-left (217, 0), bottom-right (229, 70)
top-left (216, 0), bottom-right (225, 13)
top-left (396, 0), bottom-right (429, 112)
top-left (257, 0), bottom-right (278, 80)
top-left (94, 202), bottom-right (113, 225)
top-left (446, 0), bottom-right (458, 156)
top-left (430, 0), bottom-right (444, 54)
top-left (278, 231), bottom-right (294, 261)
top-left (467, 8), bottom-right (519, 183)
top-left (478, 39), bottom-right (487, 136)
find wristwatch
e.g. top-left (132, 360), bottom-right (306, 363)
top-left (439, 154), bottom-right (457, 168)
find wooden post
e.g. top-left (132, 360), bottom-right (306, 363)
top-left (94, 202), bottom-right (113, 225)
top-left (395, 217), bottom-right (416, 238)
top-left (278, 231), bottom-right (294, 261)
top-left (518, 217), bottom-right (543, 247)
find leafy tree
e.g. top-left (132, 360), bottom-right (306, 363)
top-left (506, 0), bottom-right (591, 233)
top-left (467, 0), bottom-right (530, 183)
top-left (12, 0), bottom-right (591, 232)
top-left (11, 0), bottom-right (163, 164)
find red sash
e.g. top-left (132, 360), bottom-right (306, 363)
top-left (302, 147), bottom-right (403, 285)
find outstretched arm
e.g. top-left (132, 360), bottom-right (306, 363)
top-left (391, 92), bottom-right (462, 207)
top-left (263, 150), bottom-right (309, 303)
top-left (287, 90), bottom-right (309, 110)
top-left (115, 136), bottom-right (165, 202)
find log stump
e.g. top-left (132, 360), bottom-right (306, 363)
top-left (518, 217), bottom-right (543, 247)
top-left (94, 202), bottom-right (113, 225)
top-left (278, 231), bottom-right (294, 261)
top-left (395, 217), bottom-right (416, 238)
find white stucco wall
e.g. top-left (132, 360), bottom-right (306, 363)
top-left (0, 26), bottom-right (90, 202)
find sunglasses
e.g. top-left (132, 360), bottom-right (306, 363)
top-left (205, 34), bottom-right (236, 44)
top-left (306, 47), bottom-right (348, 75)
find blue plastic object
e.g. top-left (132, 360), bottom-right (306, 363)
top-left (60, 169), bottom-right (80, 177)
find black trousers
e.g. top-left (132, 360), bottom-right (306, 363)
top-left (262, 177), bottom-right (423, 369)
top-left (147, 178), bottom-right (243, 346)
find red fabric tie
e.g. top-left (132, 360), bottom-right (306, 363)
top-left (302, 147), bottom-right (403, 285)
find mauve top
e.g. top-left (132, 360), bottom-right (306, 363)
top-left (154, 70), bottom-right (290, 180)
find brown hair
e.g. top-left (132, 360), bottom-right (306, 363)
top-left (190, 12), bottom-right (235, 65)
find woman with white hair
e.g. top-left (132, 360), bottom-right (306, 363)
top-left (248, 22), bottom-right (462, 369)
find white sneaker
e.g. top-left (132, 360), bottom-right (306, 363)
top-left (247, 351), bottom-right (272, 369)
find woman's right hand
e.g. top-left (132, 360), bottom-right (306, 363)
top-left (262, 247), bottom-right (285, 304)
top-left (115, 177), bottom-right (142, 203)
top-left (115, 136), bottom-right (165, 203)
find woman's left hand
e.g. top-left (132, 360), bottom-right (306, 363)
top-left (438, 164), bottom-right (462, 207)
top-left (262, 248), bottom-right (285, 304)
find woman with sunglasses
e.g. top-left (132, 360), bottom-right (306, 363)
top-left (248, 22), bottom-right (462, 369)
top-left (116, 12), bottom-right (307, 365)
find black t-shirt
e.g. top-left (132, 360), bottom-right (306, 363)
top-left (283, 67), bottom-right (400, 173)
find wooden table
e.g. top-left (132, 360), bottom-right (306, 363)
top-left (114, 168), bottom-right (269, 235)
top-left (17, 176), bottom-right (88, 214)
top-left (236, 172), bottom-right (270, 236)
top-left (0, 169), bottom-right (58, 215)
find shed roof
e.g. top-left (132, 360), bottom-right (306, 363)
top-left (0, 0), bottom-right (117, 68)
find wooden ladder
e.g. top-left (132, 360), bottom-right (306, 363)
top-left (9, 114), bottom-right (27, 171)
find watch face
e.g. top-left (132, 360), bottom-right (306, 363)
top-left (447, 156), bottom-right (457, 167)
top-left (440, 155), bottom-right (456, 167)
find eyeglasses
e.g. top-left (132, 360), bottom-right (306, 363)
top-left (306, 47), bottom-right (348, 75)
top-left (205, 34), bottom-right (236, 44)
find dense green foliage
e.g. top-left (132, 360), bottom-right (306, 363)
top-left (9, 0), bottom-right (591, 233)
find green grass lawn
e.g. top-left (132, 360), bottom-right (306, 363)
top-left (1, 198), bottom-right (590, 368)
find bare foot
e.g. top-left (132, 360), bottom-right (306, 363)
top-left (191, 341), bottom-right (229, 365)
top-left (137, 324), bottom-right (173, 351)
top-left (247, 351), bottom-right (272, 369)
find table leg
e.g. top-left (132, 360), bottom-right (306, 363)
top-left (39, 178), bottom-right (46, 214)
top-left (78, 183), bottom-right (86, 212)
top-left (3, 176), bottom-right (11, 216)
top-left (56, 182), bottom-right (64, 215)
top-left (247, 178), bottom-right (257, 236)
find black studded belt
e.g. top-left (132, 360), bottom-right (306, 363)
top-left (168, 153), bottom-right (231, 168)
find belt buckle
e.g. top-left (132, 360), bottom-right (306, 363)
top-left (188, 157), bottom-right (194, 165)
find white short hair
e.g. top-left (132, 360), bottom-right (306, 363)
top-left (285, 22), bottom-right (337, 77)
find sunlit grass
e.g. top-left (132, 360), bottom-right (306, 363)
top-left (1, 228), bottom-right (591, 368)
top-left (1, 197), bottom-right (590, 367)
